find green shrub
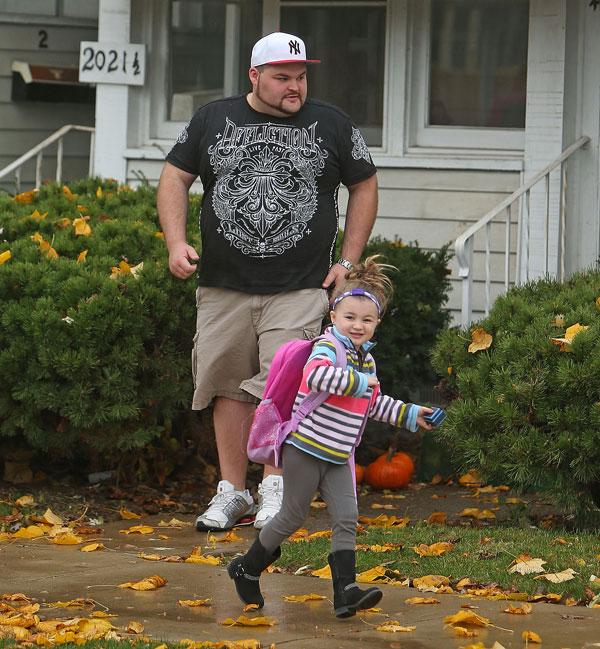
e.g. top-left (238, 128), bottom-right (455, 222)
top-left (431, 271), bottom-right (600, 514)
top-left (0, 184), bottom-right (452, 479)
top-left (362, 238), bottom-right (452, 402)
top-left (0, 179), bottom-right (199, 474)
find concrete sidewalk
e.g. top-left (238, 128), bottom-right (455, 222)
top-left (1, 517), bottom-right (599, 649)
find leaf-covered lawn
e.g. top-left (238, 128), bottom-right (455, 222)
top-left (279, 523), bottom-right (600, 602)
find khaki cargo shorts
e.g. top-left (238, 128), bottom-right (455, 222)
top-left (191, 286), bottom-right (330, 411)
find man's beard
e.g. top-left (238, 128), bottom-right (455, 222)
top-left (255, 79), bottom-right (304, 116)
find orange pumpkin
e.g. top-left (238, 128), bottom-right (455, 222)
top-left (355, 463), bottom-right (365, 485)
top-left (365, 450), bottom-right (414, 490)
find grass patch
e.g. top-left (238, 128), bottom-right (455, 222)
top-left (0, 642), bottom-right (185, 649)
top-left (278, 523), bottom-right (600, 601)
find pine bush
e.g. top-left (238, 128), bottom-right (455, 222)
top-left (431, 272), bottom-right (600, 514)
top-left (0, 179), bottom-right (199, 471)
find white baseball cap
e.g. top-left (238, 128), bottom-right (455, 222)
top-left (250, 32), bottom-right (321, 67)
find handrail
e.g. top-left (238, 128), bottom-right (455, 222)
top-left (0, 124), bottom-right (96, 191)
top-left (455, 135), bottom-right (590, 328)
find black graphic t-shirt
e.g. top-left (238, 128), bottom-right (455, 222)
top-left (166, 95), bottom-right (377, 293)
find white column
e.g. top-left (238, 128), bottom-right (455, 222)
top-left (93, 0), bottom-right (131, 182)
top-left (521, 0), bottom-right (566, 281)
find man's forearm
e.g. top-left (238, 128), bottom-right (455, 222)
top-left (341, 174), bottom-right (378, 263)
top-left (157, 165), bottom-right (195, 250)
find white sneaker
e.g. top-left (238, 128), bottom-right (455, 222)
top-left (196, 480), bottom-right (256, 531)
top-left (254, 475), bottom-right (284, 529)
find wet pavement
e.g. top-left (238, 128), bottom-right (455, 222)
top-left (1, 516), bottom-right (600, 649)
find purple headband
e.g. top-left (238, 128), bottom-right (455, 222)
top-left (331, 288), bottom-right (382, 315)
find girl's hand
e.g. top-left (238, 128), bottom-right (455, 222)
top-left (416, 406), bottom-right (434, 431)
top-left (367, 375), bottom-right (379, 388)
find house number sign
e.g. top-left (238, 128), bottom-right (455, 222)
top-left (79, 42), bottom-right (146, 86)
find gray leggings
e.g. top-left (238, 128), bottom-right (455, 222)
top-left (258, 444), bottom-right (358, 553)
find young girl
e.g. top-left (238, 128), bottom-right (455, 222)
top-left (228, 256), bottom-right (433, 618)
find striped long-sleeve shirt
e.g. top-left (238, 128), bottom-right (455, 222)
top-left (285, 326), bottom-right (417, 464)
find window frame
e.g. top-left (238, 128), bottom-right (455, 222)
top-left (406, 0), bottom-right (526, 153)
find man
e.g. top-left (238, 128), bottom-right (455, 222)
top-left (157, 32), bottom-right (378, 531)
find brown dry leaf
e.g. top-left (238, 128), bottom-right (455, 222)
top-left (405, 597), bottom-right (440, 605)
top-left (534, 567), bottom-right (577, 583)
top-left (81, 543), bottom-right (105, 552)
top-left (426, 511), bottom-right (447, 525)
top-left (413, 541), bottom-right (453, 557)
top-left (508, 557), bottom-right (547, 575)
top-left (444, 610), bottom-right (490, 627)
top-left (118, 575), bottom-right (167, 591)
top-left (127, 621), bottom-right (144, 634)
top-left (119, 525), bottom-right (154, 535)
top-left (504, 603), bottom-right (532, 615)
top-left (283, 593), bottom-right (326, 602)
top-left (178, 599), bottom-right (211, 607)
top-left (458, 470), bottom-right (482, 487)
top-left (220, 615), bottom-right (277, 627)
top-left (371, 503), bottom-right (395, 510)
top-left (522, 630), bottom-right (542, 643)
top-left (14, 495), bottom-right (35, 507)
top-left (11, 525), bottom-right (45, 539)
top-left (310, 500), bottom-right (327, 509)
top-left (51, 532), bottom-right (85, 545)
top-left (375, 621), bottom-right (416, 633)
top-left (119, 508), bottom-right (142, 520)
top-left (311, 565), bottom-right (332, 579)
top-left (468, 328), bottom-right (492, 353)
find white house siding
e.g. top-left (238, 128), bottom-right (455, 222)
top-left (0, 18), bottom-right (96, 191)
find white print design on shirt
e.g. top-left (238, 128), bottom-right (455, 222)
top-left (208, 118), bottom-right (328, 257)
top-left (351, 127), bottom-right (372, 163)
top-left (176, 122), bottom-right (189, 144)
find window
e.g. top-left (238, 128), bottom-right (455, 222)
top-left (169, 0), bottom-right (262, 121)
top-left (409, 0), bottom-right (529, 151)
top-left (281, 1), bottom-right (386, 147)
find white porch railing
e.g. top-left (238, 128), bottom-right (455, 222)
top-left (455, 136), bottom-right (590, 328)
top-left (0, 124), bottom-right (96, 193)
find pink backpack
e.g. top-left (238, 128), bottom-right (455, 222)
top-left (247, 332), bottom-right (347, 468)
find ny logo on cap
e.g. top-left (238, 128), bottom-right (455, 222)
top-left (288, 39), bottom-right (301, 55)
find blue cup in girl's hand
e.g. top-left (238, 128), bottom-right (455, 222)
top-left (424, 407), bottom-right (446, 427)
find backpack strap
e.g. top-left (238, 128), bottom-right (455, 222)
top-left (288, 332), bottom-right (347, 430)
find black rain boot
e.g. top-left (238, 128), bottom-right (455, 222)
top-left (328, 550), bottom-right (383, 618)
top-left (227, 537), bottom-right (281, 608)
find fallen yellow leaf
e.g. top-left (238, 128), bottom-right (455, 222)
top-left (184, 553), bottom-right (221, 566)
top-left (459, 508), bottom-right (496, 520)
top-left (178, 599), bottom-right (211, 607)
top-left (62, 186), bottom-right (75, 200)
top-left (73, 217), bottom-right (92, 236)
top-left (138, 552), bottom-right (163, 561)
top-left (126, 621), bottom-right (144, 634)
top-left (283, 594), bottom-right (326, 602)
top-left (118, 575), bottom-right (167, 591)
top-left (51, 532), bottom-right (84, 545)
top-left (405, 597), bottom-right (440, 605)
top-left (504, 603), bottom-right (532, 615)
top-left (311, 565), bottom-right (332, 579)
top-left (413, 541), bottom-right (453, 557)
top-left (49, 598), bottom-right (95, 609)
top-left (220, 615), bottom-right (277, 627)
top-left (119, 508), bottom-right (142, 520)
top-left (412, 575), bottom-right (450, 592)
top-left (14, 495), bottom-right (35, 507)
top-left (43, 508), bottom-right (63, 526)
top-left (158, 517), bottom-right (192, 528)
top-left (522, 630), bottom-right (542, 643)
top-left (0, 251), bottom-right (11, 265)
top-left (426, 511), bottom-right (447, 525)
top-left (468, 328), bottom-right (492, 353)
top-left (56, 217), bottom-right (72, 228)
top-left (14, 189), bottom-right (38, 203)
top-left (449, 625), bottom-right (478, 638)
top-left (81, 543), bottom-right (105, 552)
top-left (444, 610), bottom-right (490, 626)
top-left (458, 470), bottom-right (482, 486)
top-left (375, 621), bottom-right (415, 633)
top-left (534, 567), bottom-right (577, 583)
top-left (29, 209), bottom-right (47, 222)
top-left (12, 525), bottom-right (45, 539)
top-left (119, 525), bottom-right (154, 535)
